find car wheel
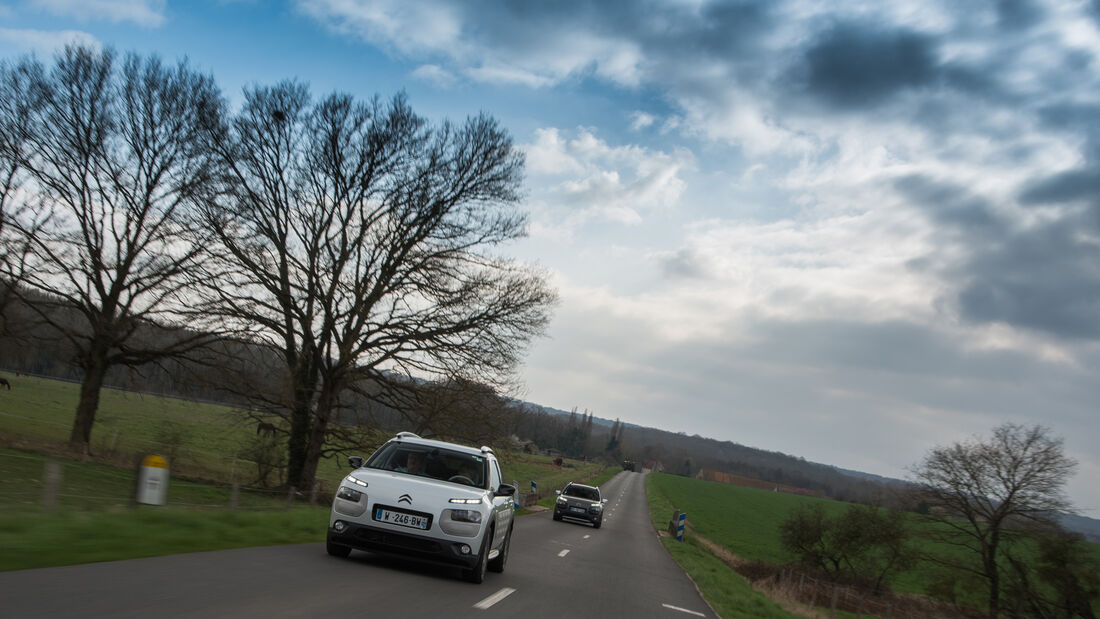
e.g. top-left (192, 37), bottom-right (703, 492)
top-left (326, 539), bottom-right (352, 558)
top-left (593, 518), bottom-right (602, 529)
top-left (464, 529), bottom-right (490, 583)
top-left (487, 525), bottom-right (511, 573)
top-left (552, 512), bottom-right (562, 521)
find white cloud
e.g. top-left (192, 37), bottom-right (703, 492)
top-left (0, 28), bottom-right (99, 54)
top-left (629, 111), bottom-right (655, 131)
top-left (31, 0), bottom-right (166, 26)
top-left (410, 64), bottom-right (457, 88)
top-left (523, 127), bottom-right (692, 236)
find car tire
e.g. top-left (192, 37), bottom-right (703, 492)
top-left (487, 525), bottom-right (511, 573)
top-left (593, 518), bottom-right (602, 529)
top-left (464, 529), bottom-right (490, 584)
top-left (326, 539), bottom-right (352, 558)
top-left (552, 512), bottom-right (562, 521)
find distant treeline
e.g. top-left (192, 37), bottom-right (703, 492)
top-left (0, 284), bottom-right (900, 505)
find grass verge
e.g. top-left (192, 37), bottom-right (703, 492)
top-left (646, 472), bottom-right (801, 619)
top-left (0, 506), bottom-right (328, 571)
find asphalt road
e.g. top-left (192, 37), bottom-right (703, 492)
top-left (0, 471), bottom-right (713, 618)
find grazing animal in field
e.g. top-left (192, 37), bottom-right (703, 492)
top-left (553, 457), bottom-right (563, 467)
top-left (256, 421), bottom-right (277, 437)
top-left (0, 377), bottom-right (10, 390)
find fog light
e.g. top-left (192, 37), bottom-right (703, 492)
top-left (333, 520), bottom-right (347, 532)
top-left (459, 544), bottom-right (471, 555)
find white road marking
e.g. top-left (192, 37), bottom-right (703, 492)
top-left (558, 549), bottom-right (570, 557)
top-left (662, 603), bottom-right (706, 617)
top-left (474, 587), bottom-right (516, 610)
top-left (583, 534), bottom-right (590, 539)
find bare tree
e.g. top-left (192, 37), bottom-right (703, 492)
top-left (909, 423), bottom-right (1077, 618)
top-left (200, 82), bottom-right (555, 492)
top-left (0, 46), bottom-right (226, 452)
top-left (0, 58), bottom-right (44, 337)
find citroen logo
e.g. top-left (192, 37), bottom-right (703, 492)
top-left (398, 494), bottom-right (412, 504)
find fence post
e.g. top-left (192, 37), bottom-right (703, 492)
top-left (285, 486), bottom-right (297, 508)
top-left (831, 586), bottom-right (839, 618)
top-left (42, 459), bottom-right (62, 512)
top-left (799, 572), bottom-right (805, 596)
top-left (230, 482), bottom-right (239, 510)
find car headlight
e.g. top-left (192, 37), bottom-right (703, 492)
top-left (336, 486), bottom-right (362, 502)
top-left (590, 503), bottom-right (602, 512)
top-left (344, 475), bottom-right (368, 488)
top-left (556, 496), bottom-right (567, 504)
top-left (449, 509), bottom-right (483, 524)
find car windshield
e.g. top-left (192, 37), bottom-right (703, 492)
top-left (563, 485), bottom-right (599, 501)
top-left (366, 442), bottom-right (488, 489)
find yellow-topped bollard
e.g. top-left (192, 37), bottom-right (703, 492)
top-left (136, 454), bottom-right (170, 505)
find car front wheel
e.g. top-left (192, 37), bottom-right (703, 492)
top-left (488, 525), bottom-right (511, 573)
top-left (464, 529), bottom-right (490, 583)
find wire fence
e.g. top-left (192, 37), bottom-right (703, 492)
top-left (0, 447), bottom-right (337, 513)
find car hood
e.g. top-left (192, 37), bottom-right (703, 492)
top-left (346, 469), bottom-right (488, 510)
top-left (559, 495), bottom-right (599, 508)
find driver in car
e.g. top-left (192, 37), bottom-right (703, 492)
top-left (394, 451), bottom-right (426, 474)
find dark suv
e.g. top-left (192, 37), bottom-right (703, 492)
top-left (552, 482), bottom-right (605, 528)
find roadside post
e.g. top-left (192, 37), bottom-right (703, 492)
top-left (676, 512), bottom-right (687, 542)
top-left (135, 454), bottom-right (170, 506)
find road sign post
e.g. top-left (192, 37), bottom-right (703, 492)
top-left (676, 512), bottom-right (686, 542)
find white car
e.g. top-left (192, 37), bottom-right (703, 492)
top-left (326, 432), bottom-right (516, 583)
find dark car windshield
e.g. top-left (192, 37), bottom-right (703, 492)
top-left (563, 485), bottom-right (600, 501)
top-left (366, 441), bottom-right (488, 489)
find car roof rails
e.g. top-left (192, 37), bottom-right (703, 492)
top-left (396, 431), bottom-right (420, 440)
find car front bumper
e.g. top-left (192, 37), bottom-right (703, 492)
top-left (554, 505), bottom-right (602, 524)
top-left (327, 520), bottom-right (481, 569)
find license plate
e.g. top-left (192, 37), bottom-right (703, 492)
top-left (374, 507), bottom-right (430, 530)
top-left (570, 506), bottom-right (586, 514)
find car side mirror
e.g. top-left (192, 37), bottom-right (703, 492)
top-left (495, 483), bottom-right (516, 497)
top-left (555, 490), bottom-right (561, 495)
top-left (348, 456), bottom-right (363, 469)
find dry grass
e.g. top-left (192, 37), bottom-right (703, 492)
top-left (687, 524), bottom-right (982, 619)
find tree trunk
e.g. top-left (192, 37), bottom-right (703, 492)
top-left (299, 384), bottom-right (337, 497)
top-left (69, 348), bottom-right (109, 454)
top-left (986, 533), bottom-right (1001, 618)
top-left (285, 397), bottom-right (313, 489)
top-left (285, 352), bottom-right (320, 489)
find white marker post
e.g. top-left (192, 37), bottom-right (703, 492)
top-left (136, 454), bottom-right (170, 505)
top-left (676, 512), bottom-right (686, 542)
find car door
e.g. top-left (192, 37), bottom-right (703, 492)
top-left (489, 459), bottom-right (512, 547)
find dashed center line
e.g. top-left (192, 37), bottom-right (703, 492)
top-left (558, 549), bottom-right (570, 557)
top-left (474, 587), bottom-right (516, 610)
top-left (662, 603), bottom-right (706, 617)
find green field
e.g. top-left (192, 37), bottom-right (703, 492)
top-left (0, 375), bottom-right (608, 571)
top-left (645, 472), bottom-right (1100, 617)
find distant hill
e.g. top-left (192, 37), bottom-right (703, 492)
top-left (1058, 512), bottom-right (1100, 543)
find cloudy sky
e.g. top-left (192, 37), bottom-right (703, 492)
top-left (4, 0), bottom-right (1100, 511)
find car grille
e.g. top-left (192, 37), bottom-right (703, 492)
top-left (355, 528), bottom-right (443, 554)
